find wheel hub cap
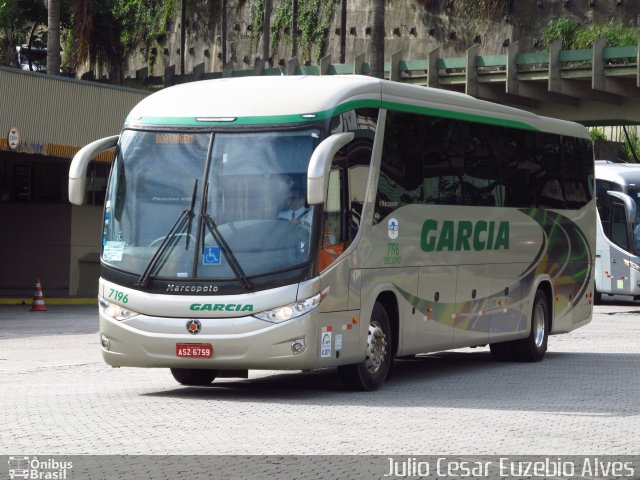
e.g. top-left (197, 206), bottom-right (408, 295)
top-left (365, 321), bottom-right (387, 374)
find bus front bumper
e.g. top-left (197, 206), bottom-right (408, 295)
top-left (98, 310), bottom-right (321, 371)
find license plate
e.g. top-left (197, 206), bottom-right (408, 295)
top-left (176, 344), bottom-right (213, 358)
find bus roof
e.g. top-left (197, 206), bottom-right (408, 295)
top-left (125, 75), bottom-right (588, 138)
top-left (595, 161), bottom-right (640, 186)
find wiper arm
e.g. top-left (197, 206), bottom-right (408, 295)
top-left (136, 179), bottom-right (198, 288)
top-left (202, 213), bottom-right (252, 290)
top-left (184, 179), bottom-right (198, 251)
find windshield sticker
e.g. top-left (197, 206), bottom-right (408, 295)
top-left (203, 246), bottom-right (222, 266)
top-left (103, 241), bottom-right (125, 262)
top-left (320, 330), bottom-right (332, 358)
top-left (335, 334), bottom-right (343, 351)
top-left (388, 218), bottom-right (399, 240)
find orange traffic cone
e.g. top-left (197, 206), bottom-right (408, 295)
top-left (31, 277), bottom-right (47, 311)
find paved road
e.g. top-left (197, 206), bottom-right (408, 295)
top-left (0, 301), bottom-right (638, 455)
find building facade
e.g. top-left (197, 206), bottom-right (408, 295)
top-left (0, 68), bottom-right (147, 297)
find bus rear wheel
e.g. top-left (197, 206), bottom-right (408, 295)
top-left (170, 368), bottom-right (218, 386)
top-left (490, 289), bottom-right (549, 362)
top-left (338, 302), bottom-right (392, 391)
top-left (515, 289), bottom-right (549, 362)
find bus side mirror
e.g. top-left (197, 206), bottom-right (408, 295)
top-left (69, 135), bottom-right (119, 205)
top-left (607, 191), bottom-right (637, 224)
top-left (307, 132), bottom-right (354, 205)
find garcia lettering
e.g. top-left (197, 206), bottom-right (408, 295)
top-left (190, 303), bottom-right (254, 312)
top-left (421, 219), bottom-right (509, 252)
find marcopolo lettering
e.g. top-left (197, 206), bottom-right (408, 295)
top-left (421, 219), bottom-right (509, 252)
top-left (190, 303), bottom-right (254, 312)
top-left (167, 284), bottom-right (219, 293)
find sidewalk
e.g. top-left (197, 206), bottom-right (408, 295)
top-left (0, 297), bottom-right (97, 305)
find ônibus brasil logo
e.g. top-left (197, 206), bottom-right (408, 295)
top-left (8, 456), bottom-right (73, 479)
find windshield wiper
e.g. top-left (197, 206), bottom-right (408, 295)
top-left (136, 179), bottom-right (198, 288)
top-left (202, 213), bottom-right (252, 290)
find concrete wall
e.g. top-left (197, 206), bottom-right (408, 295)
top-left (125, 0), bottom-right (640, 77)
top-left (69, 206), bottom-right (102, 297)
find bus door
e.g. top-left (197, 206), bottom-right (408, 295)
top-left (317, 140), bottom-right (373, 362)
top-left (607, 200), bottom-right (633, 294)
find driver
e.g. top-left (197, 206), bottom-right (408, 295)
top-left (277, 186), bottom-right (312, 226)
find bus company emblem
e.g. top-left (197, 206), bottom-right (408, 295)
top-left (186, 319), bottom-right (202, 335)
top-left (388, 218), bottom-right (399, 240)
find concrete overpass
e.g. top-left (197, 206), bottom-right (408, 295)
top-left (135, 36), bottom-right (640, 126)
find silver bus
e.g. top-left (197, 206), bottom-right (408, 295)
top-left (594, 160), bottom-right (640, 302)
top-left (69, 75), bottom-right (595, 390)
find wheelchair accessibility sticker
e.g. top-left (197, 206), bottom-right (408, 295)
top-left (203, 246), bottom-right (222, 265)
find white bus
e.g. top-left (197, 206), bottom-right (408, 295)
top-left (69, 75), bottom-right (595, 390)
top-left (594, 160), bottom-right (640, 302)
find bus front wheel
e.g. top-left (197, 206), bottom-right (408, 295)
top-left (338, 302), bottom-right (392, 391)
top-left (170, 368), bottom-right (218, 386)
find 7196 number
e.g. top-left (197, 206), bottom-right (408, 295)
top-left (108, 288), bottom-right (128, 303)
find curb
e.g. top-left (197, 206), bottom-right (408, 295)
top-left (0, 298), bottom-right (97, 305)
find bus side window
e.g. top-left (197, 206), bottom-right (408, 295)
top-left (610, 202), bottom-right (630, 251)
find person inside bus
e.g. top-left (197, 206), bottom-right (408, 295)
top-left (277, 186), bottom-right (312, 226)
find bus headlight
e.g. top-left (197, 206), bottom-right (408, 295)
top-left (253, 292), bottom-right (323, 324)
top-left (99, 297), bottom-right (140, 321)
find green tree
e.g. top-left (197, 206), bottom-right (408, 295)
top-left (0, 0), bottom-right (47, 68)
top-left (65, 0), bottom-right (124, 79)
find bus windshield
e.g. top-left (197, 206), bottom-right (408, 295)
top-left (103, 128), bottom-right (320, 283)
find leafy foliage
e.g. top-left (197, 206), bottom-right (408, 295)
top-left (542, 16), bottom-right (640, 49)
top-left (622, 129), bottom-right (640, 163)
top-left (572, 20), bottom-right (640, 49)
top-left (250, 0), bottom-right (339, 64)
top-left (541, 16), bottom-right (579, 49)
top-left (453, 0), bottom-right (512, 21)
top-left (0, 0), bottom-right (47, 67)
top-left (113, 0), bottom-right (176, 69)
top-left (589, 128), bottom-right (607, 142)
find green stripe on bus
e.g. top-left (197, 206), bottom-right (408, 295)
top-left (128, 98), bottom-right (538, 131)
top-left (381, 101), bottom-right (539, 131)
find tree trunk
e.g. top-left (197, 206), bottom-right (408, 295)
top-left (263, 0), bottom-right (271, 68)
top-left (47, 0), bottom-right (61, 75)
top-left (180, 0), bottom-right (186, 75)
top-left (221, 0), bottom-right (227, 67)
top-left (340, 0), bottom-right (346, 63)
top-left (291, 0), bottom-right (298, 59)
top-left (369, 0), bottom-right (384, 78)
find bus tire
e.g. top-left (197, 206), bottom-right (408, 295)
top-left (170, 368), bottom-right (218, 386)
top-left (515, 289), bottom-right (549, 362)
top-left (338, 302), bottom-right (392, 391)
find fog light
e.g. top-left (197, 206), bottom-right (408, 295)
top-left (291, 339), bottom-right (305, 355)
top-left (100, 334), bottom-right (110, 351)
